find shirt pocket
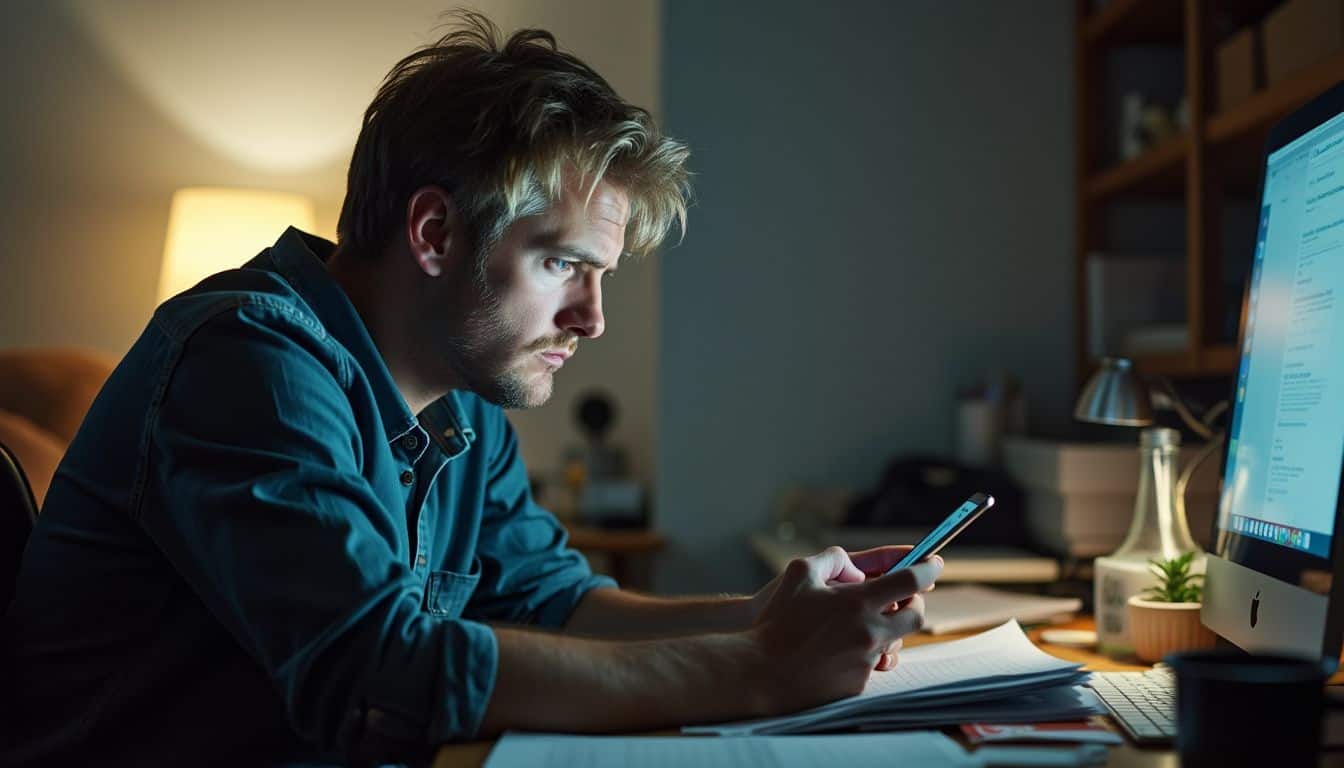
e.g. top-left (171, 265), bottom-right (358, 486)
top-left (424, 558), bottom-right (482, 618)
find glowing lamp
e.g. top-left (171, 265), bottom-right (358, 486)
top-left (158, 187), bottom-right (315, 304)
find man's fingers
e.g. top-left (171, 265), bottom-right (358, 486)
top-left (870, 597), bottom-right (924, 670)
top-left (860, 557), bottom-right (942, 605)
top-left (805, 546), bottom-right (865, 585)
top-left (876, 642), bottom-right (903, 671)
top-left (885, 593), bottom-right (926, 636)
top-left (848, 545), bottom-right (915, 576)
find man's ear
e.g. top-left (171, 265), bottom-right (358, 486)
top-left (405, 186), bottom-right (465, 277)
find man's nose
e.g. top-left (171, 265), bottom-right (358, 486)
top-left (558, 277), bottom-right (605, 339)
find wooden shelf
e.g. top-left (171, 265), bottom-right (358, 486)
top-left (1083, 0), bottom-right (1184, 45)
top-left (1199, 344), bottom-right (1240, 374)
top-left (1112, 346), bottom-right (1238, 379)
top-left (563, 524), bottom-right (664, 588)
top-left (1129, 350), bottom-right (1199, 378)
top-left (1207, 50), bottom-right (1344, 145)
top-left (1085, 134), bottom-right (1188, 200)
top-left (564, 525), bottom-right (665, 554)
top-left (1075, 2), bottom-right (1298, 382)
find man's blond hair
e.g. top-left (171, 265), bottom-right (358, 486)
top-left (337, 10), bottom-right (691, 263)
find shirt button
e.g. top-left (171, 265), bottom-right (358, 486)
top-left (399, 469), bottom-right (415, 486)
top-left (401, 434), bottom-right (419, 451)
top-left (416, 554), bottom-right (427, 567)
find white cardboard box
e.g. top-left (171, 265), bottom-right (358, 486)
top-left (1004, 437), bottom-right (1219, 557)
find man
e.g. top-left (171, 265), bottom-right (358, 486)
top-left (2, 12), bottom-right (938, 765)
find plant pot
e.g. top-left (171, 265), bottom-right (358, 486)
top-left (1126, 595), bottom-right (1218, 663)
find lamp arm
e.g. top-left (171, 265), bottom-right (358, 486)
top-left (1150, 378), bottom-right (1217, 440)
top-left (1201, 400), bottom-right (1230, 427)
top-left (1176, 431), bottom-right (1225, 502)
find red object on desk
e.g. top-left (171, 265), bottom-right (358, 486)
top-left (962, 721), bottom-right (1122, 745)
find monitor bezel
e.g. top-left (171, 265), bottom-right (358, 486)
top-left (1213, 78), bottom-right (1344, 662)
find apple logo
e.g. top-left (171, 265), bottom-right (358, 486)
top-left (1250, 590), bottom-right (1261, 628)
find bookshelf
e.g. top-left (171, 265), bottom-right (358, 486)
top-left (1074, 0), bottom-right (1344, 381)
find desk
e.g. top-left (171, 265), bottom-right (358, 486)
top-left (431, 618), bottom-right (1217, 768)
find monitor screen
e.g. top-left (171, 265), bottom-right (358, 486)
top-left (1218, 108), bottom-right (1344, 568)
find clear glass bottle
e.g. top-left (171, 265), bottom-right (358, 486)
top-left (1094, 427), bottom-right (1205, 655)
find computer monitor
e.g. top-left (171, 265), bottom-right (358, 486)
top-left (1204, 81), bottom-right (1344, 667)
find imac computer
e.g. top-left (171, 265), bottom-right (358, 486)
top-left (1090, 82), bottom-right (1344, 746)
top-left (1202, 80), bottom-right (1344, 664)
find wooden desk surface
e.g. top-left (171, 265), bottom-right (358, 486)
top-left (430, 617), bottom-right (1192, 768)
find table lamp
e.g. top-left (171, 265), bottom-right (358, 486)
top-left (158, 187), bottom-right (316, 305)
top-left (1074, 357), bottom-right (1226, 655)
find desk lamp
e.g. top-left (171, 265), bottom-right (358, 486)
top-left (158, 187), bottom-right (316, 305)
top-left (1074, 357), bottom-right (1227, 655)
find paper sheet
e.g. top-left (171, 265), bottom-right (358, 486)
top-left (483, 732), bottom-right (973, 768)
top-left (822, 620), bottom-right (1083, 702)
top-left (686, 620), bottom-right (1090, 736)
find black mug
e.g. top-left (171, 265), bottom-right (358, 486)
top-left (1167, 649), bottom-right (1328, 768)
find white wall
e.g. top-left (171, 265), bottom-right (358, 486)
top-left (657, 1), bottom-right (1077, 593)
top-left (0, 0), bottom-right (660, 483)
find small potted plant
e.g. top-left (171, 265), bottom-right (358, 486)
top-left (1126, 551), bottom-right (1217, 663)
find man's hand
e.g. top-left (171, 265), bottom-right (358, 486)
top-left (746, 546), bottom-right (942, 716)
top-left (748, 545), bottom-right (938, 671)
top-left (849, 545), bottom-right (941, 670)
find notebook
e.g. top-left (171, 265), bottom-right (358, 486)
top-left (922, 584), bottom-right (1082, 635)
top-left (685, 620), bottom-right (1102, 736)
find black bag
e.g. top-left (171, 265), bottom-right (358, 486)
top-left (844, 456), bottom-right (1028, 548)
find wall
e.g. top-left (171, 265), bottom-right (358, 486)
top-left (0, 0), bottom-right (659, 483)
top-left (657, 1), bottom-right (1077, 593)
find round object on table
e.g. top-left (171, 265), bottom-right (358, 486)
top-left (1040, 629), bottom-right (1098, 648)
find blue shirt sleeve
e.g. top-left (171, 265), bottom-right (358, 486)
top-left (466, 408), bottom-right (617, 628)
top-left (142, 303), bottom-right (497, 750)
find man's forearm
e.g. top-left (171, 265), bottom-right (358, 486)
top-left (477, 625), bottom-right (765, 736)
top-left (563, 588), bottom-right (755, 640)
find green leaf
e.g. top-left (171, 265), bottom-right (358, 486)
top-left (1141, 552), bottom-right (1203, 603)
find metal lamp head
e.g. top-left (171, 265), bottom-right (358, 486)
top-left (1074, 357), bottom-right (1155, 427)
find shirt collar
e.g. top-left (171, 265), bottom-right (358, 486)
top-left (420, 397), bottom-right (477, 460)
top-left (259, 228), bottom-right (475, 457)
top-left (261, 226), bottom-right (455, 448)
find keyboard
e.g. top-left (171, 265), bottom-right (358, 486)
top-left (1088, 666), bottom-right (1177, 745)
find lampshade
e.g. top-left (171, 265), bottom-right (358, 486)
top-left (157, 187), bottom-right (316, 304)
top-left (1073, 357), bottom-right (1154, 426)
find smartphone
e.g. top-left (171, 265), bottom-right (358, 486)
top-left (883, 492), bottom-right (995, 575)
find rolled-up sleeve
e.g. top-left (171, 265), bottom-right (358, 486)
top-left (467, 410), bottom-right (616, 628)
top-left (141, 305), bottom-right (497, 751)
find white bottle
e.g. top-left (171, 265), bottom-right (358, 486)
top-left (1094, 427), bottom-right (1206, 656)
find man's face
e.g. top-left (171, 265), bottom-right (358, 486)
top-left (438, 178), bottom-right (627, 409)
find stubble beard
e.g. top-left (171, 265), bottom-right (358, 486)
top-left (442, 271), bottom-right (553, 410)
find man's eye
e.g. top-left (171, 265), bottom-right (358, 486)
top-left (544, 257), bottom-right (574, 274)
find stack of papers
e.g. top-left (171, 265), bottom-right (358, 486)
top-left (685, 620), bottom-right (1102, 735)
top-left (922, 585), bottom-right (1083, 634)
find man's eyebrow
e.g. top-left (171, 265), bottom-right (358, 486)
top-left (546, 244), bottom-right (618, 273)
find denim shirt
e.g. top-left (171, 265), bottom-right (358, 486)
top-left (2, 228), bottom-right (615, 765)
